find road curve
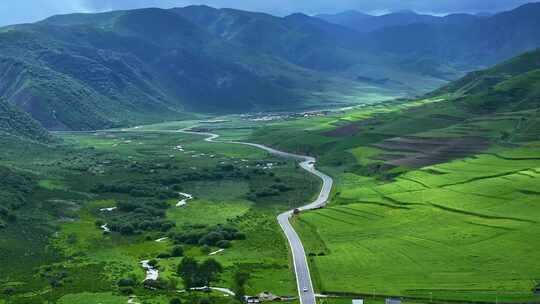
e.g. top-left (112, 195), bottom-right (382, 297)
top-left (179, 128), bottom-right (333, 304)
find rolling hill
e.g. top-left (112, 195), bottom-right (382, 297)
top-left (433, 48), bottom-right (540, 113)
top-left (248, 48), bottom-right (540, 302)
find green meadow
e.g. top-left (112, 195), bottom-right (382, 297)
top-left (2, 94), bottom-right (540, 303)
top-left (0, 126), bottom-right (319, 303)
top-left (249, 98), bottom-right (540, 302)
top-left (294, 147), bottom-right (540, 302)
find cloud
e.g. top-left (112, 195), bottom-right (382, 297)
top-left (0, 0), bottom-right (91, 25)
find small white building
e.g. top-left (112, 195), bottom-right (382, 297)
top-left (244, 296), bottom-right (260, 304)
top-left (352, 299), bottom-right (364, 304)
top-left (385, 298), bottom-right (401, 304)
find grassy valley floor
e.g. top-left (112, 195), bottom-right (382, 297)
top-left (0, 126), bottom-right (320, 304)
top-left (2, 95), bottom-right (539, 303)
top-left (246, 98), bottom-right (540, 303)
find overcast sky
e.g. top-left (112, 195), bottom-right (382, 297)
top-left (1, 0), bottom-right (537, 26)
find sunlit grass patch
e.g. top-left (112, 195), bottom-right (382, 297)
top-left (57, 292), bottom-right (127, 304)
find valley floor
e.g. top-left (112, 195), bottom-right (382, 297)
top-left (0, 123), bottom-right (320, 304)
top-left (246, 98), bottom-right (540, 303)
top-left (2, 96), bottom-right (540, 304)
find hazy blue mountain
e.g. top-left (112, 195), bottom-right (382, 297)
top-left (172, 6), bottom-right (366, 70)
top-left (316, 9), bottom-right (478, 32)
top-left (171, 5), bottom-right (457, 89)
top-left (365, 3), bottom-right (540, 68)
top-left (315, 10), bottom-right (373, 31)
top-left (440, 13), bottom-right (482, 24)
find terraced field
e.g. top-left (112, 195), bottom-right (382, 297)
top-left (295, 145), bottom-right (540, 302)
top-left (248, 96), bottom-right (540, 303)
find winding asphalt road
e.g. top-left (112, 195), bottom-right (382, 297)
top-left (179, 128), bottom-right (333, 304)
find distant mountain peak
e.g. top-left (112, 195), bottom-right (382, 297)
top-left (183, 4), bottom-right (214, 9)
top-left (392, 9), bottom-right (418, 15)
top-left (286, 12), bottom-right (310, 19)
top-left (338, 10), bottom-right (372, 17)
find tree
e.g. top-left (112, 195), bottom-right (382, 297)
top-left (216, 240), bottom-right (230, 248)
top-left (66, 233), bottom-right (78, 244)
top-left (199, 259), bottom-right (223, 286)
top-left (233, 271), bottom-right (250, 301)
top-left (199, 298), bottom-right (211, 304)
top-left (144, 278), bottom-right (167, 290)
top-left (500, 130), bottom-right (510, 141)
top-left (201, 245), bottom-right (211, 254)
top-left (170, 299), bottom-right (182, 304)
top-left (3, 287), bottom-right (15, 298)
top-left (198, 232), bottom-right (223, 246)
top-left (177, 257), bottom-right (199, 288)
top-left (119, 287), bottom-right (134, 295)
top-left (167, 278), bottom-right (179, 291)
top-left (171, 245), bottom-right (184, 257)
top-left (117, 277), bottom-right (136, 287)
top-left (120, 224), bottom-right (135, 235)
top-left (234, 271), bottom-right (250, 286)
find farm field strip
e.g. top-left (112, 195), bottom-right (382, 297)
top-left (243, 98), bottom-right (540, 302)
top-left (294, 144), bottom-right (540, 302)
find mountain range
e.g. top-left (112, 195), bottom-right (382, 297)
top-left (0, 3), bottom-right (540, 131)
top-left (316, 9), bottom-right (482, 33)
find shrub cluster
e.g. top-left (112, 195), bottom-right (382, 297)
top-left (0, 167), bottom-right (34, 227)
top-left (156, 245), bottom-right (184, 259)
top-left (171, 224), bottom-right (245, 248)
top-left (39, 265), bottom-right (69, 288)
top-left (97, 199), bottom-right (174, 235)
top-left (177, 258), bottom-right (223, 288)
top-left (92, 181), bottom-right (177, 199)
top-left (247, 182), bottom-right (292, 200)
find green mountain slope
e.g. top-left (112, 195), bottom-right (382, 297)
top-left (433, 48), bottom-right (540, 112)
top-left (0, 9), bottom-right (346, 130)
top-left (172, 6), bottom-right (365, 70)
top-left (16, 6), bottom-right (456, 130)
top-left (248, 49), bottom-right (540, 302)
top-left (0, 98), bottom-right (50, 141)
top-left (171, 6), bottom-right (456, 83)
top-left (2, 4), bottom-right (540, 131)
top-left (170, 4), bottom-right (540, 93)
top-left (0, 23), bottom-right (188, 130)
